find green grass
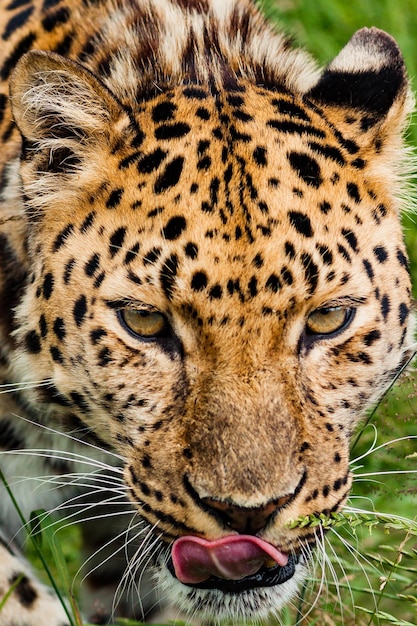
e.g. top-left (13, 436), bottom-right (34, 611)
top-left (4, 1), bottom-right (417, 625)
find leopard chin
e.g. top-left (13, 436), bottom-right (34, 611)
top-left (155, 557), bottom-right (308, 623)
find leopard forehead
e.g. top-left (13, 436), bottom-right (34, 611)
top-left (34, 82), bottom-right (409, 326)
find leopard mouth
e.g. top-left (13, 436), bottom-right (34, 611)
top-left (167, 553), bottom-right (298, 593)
top-left (166, 534), bottom-right (299, 593)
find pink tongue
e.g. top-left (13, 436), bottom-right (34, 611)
top-left (171, 535), bottom-right (288, 584)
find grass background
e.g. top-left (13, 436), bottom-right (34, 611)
top-left (26, 1), bottom-right (417, 625)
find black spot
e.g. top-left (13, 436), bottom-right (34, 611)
top-left (381, 294), bottom-right (390, 321)
top-left (39, 314), bottom-right (48, 338)
top-left (252, 253), bottom-right (263, 268)
top-left (363, 329), bottom-right (381, 346)
top-left (301, 253), bottom-right (318, 294)
top-left (138, 148), bottom-right (167, 174)
top-left (307, 141), bottom-right (345, 166)
top-left (127, 270), bottom-right (142, 285)
top-left (147, 206), bottom-right (163, 218)
top-left (106, 188), bottom-right (124, 209)
top-left (362, 259), bottom-right (374, 282)
top-left (143, 247), bottom-right (161, 265)
top-left (119, 151), bottom-right (142, 169)
top-left (288, 152), bottom-right (322, 188)
top-left (109, 227), bottom-right (127, 257)
top-left (209, 284), bottom-right (222, 299)
top-left (85, 253), bottom-right (100, 276)
top-left (183, 87), bottom-right (208, 99)
top-left (161, 216), bottom-right (187, 241)
top-left (152, 101), bottom-right (177, 122)
top-left (160, 254), bottom-right (179, 300)
top-left (53, 317), bottom-right (66, 340)
top-left (399, 302), bottom-right (409, 325)
top-left (196, 107), bottom-right (210, 120)
top-left (90, 328), bottom-right (107, 344)
top-left (265, 274), bottom-right (281, 293)
top-left (98, 347), bottom-right (112, 366)
top-left (333, 479), bottom-right (342, 491)
top-left (316, 244), bottom-right (333, 265)
top-left (319, 200), bottom-right (332, 214)
top-left (73, 295), bottom-right (87, 327)
top-left (248, 276), bottom-right (258, 297)
top-left (227, 94), bottom-right (244, 106)
top-left (41, 6), bottom-right (70, 32)
top-left (50, 346), bottom-right (64, 363)
top-left (155, 122), bottom-right (191, 140)
top-left (337, 244), bottom-right (351, 263)
top-left (53, 224), bottom-right (74, 252)
top-left (191, 271), bottom-right (208, 291)
top-left (281, 266), bottom-right (293, 286)
top-left (80, 211), bottom-right (96, 233)
top-left (142, 454), bottom-right (152, 468)
top-left (8, 573), bottom-right (37, 607)
top-left (397, 248), bottom-right (409, 270)
top-left (42, 272), bottom-right (54, 300)
top-left (70, 391), bottom-right (90, 413)
top-left (185, 242), bottom-right (198, 259)
top-left (341, 229), bottom-right (358, 252)
top-left (94, 272), bottom-right (105, 288)
top-left (197, 155), bottom-right (211, 170)
top-left (346, 182), bottom-right (361, 203)
top-left (25, 330), bottom-right (41, 353)
top-left (271, 98), bottom-right (311, 121)
top-left (288, 211), bottom-right (314, 237)
top-left (154, 157), bottom-right (184, 194)
top-left (372, 203), bottom-right (387, 224)
top-left (3, 7), bottom-right (34, 41)
top-left (63, 258), bottom-right (76, 284)
top-left (124, 242), bottom-right (140, 265)
top-left (373, 245), bottom-right (388, 263)
top-left (268, 120), bottom-right (325, 139)
top-left (230, 124), bottom-right (251, 143)
top-left (197, 139), bottom-right (210, 155)
top-left (282, 244), bottom-right (295, 261)
top-left (253, 146), bottom-right (267, 166)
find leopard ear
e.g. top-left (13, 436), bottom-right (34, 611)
top-left (307, 28), bottom-right (413, 129)
top-left (10, 50), bottom-right (129, 172)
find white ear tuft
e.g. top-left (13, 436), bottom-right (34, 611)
top-left (10, 50), bottom-right (127, 167)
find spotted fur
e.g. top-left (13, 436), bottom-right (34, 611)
top-left (0, 0), bottom-right (415, 624)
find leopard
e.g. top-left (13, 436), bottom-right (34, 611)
top-left (0, 0), bottom-right (415, 624)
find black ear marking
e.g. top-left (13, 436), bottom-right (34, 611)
top-left (307, 28), bottom-right (408, 118)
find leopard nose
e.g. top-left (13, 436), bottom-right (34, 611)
top-left (201, 494), bottom-right (293, 534)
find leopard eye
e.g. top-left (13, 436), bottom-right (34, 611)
top-left (306, 306), bottom-right (352, 336)
top-left (119, 309), bottom-right (169, 339)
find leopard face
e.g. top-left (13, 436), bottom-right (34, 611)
top-left (0, 0), bottom-right (415, 622)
